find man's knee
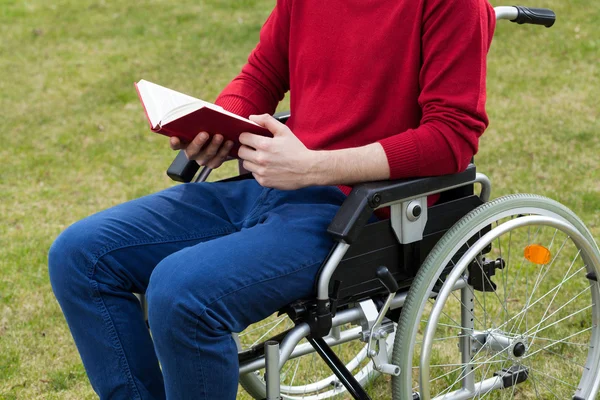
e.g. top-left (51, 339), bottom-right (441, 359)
top-left (146, 255), bottom-right (228, 342)
top-left (48, 218), bottom-right (108, 303)
top-left (49, 222), bottom-right (88, 297)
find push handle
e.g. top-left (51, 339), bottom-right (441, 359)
top-left (511, 6), bottom-right (556, 28)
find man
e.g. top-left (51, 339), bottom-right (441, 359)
top-left (49, 0), bottom-right (495, 399)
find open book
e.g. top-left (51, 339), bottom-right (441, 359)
top-left (135, 80), bottom-right (271, 157)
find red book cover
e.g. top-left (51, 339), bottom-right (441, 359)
top-left (135, 82), bottom-right (271, 158)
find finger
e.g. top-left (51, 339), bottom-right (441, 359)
top-left (242, 159), bottom-right (261, 174)
top-left (170, 136), bottom-right (182, 150)
top-left (185, 132), bottom-right (210, 159)
top-left (206, 140), bottom-right (234, 169)
top-left (238, 145), bottom-right (261, 164)
top-left (239, 132), bottom-right (271, 150)
top-left (249, 114), bottom-right (287, 136)
top-left (198, 134), bottom-right (223, 163)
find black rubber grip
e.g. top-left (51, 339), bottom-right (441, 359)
top-left (511, 6), bottom-right (556, 28)
top-left (166, 150), bottom-right (199, 182)
top-left (376, 266), bottom-right (399, 293)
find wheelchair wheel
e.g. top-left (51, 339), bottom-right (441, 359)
top-left (393, 194), bottom-right (600, 400)
top-left (238, 314), bottom-right (394, 399)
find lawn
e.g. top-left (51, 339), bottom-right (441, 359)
top-left (0, 0), bottom-right (598, 399)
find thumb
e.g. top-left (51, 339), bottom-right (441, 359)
top-left (250, 114), bottom-right (288, 137)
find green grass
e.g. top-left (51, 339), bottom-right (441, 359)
top-left (0, 0), bottom-right (598, 398)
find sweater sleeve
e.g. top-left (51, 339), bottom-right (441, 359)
top-left (378, 0), bottom-right (496, 179)
top-left (214, 0), bottom-right (290, 118)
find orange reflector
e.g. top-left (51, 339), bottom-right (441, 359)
top-left (524, 244), bottom-right (552, 265)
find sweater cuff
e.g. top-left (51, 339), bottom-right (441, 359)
top-left (377, 131), bottom-right (420, 180)
top-left (214, 95), bottom-right (259, 119)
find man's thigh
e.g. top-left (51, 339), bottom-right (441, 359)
top-left (51, 179), bottom-right (267, 294)
top-left (147, 197), bottom-right (343, 334)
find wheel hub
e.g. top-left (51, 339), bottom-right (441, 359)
top-left (512, 341), bottom-right (526, 358)
top-left (472, 330), bottom-right (529, 359)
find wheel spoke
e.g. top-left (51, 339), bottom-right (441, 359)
top-left (529, 369), bottom-right (563, 399)
top-left (537, 345), bottom-right (589, 370)
top-left (529, 370), bottom-right (543, 399)
top-left (239, 316), bottom-right (286, 338)
top-left (288, 358), bottom-right (301, 388)
top-left (524, 325), bottom-right (594, 360)
top-left (416, 334), bottom-right (470, 345)
top-left (532, 335), bottom-right (591, 347)
top-left (525, 365), bottom-right (580, 390)
top-left (490, 265), bottom-right (587, 334)
top-left (503, 228), bottom-right (512, 329)
top-left (501, 225), bottom-right (543, 318)
top-left (423, 319), bottom-right (465, 331)
top-left (527, 249), bottom-right (582, 346)
top-left (250, 317), bottom-right (287, 347)
top-left (509, 234), bottom-right (569, 336)
top-left (465, 243), bottom-right (512, 321)
top-left (417, 359), bottom-right (507, 370)
top-left (523, 288), bottom-right (593, 337)
top-left (435, 348), bottom-right (509, 398)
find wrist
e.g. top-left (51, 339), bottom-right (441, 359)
top-left (305, 150), bottom-right (330, 186)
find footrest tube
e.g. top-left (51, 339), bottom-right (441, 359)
top-left (494, 365), bottom-right (529, 388)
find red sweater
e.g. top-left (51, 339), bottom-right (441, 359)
top-left (216, 0), bottom-right (496, 187)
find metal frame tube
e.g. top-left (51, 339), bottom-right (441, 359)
top-left (265, 341), bottom-right (281, 400)
top-left (316, 242), bottom-right (351, 300)
top-left (431, 376), bottom-right (504, 400)
top-left (239, 280), bottom-right (468, 375)
top-left (308, 337), bottom-right (372, 400)
top-left (366, 292), bottom-right (395, 361)
top-left (475, 173), bottom-right (491, 202)
top-left (460, 282), bottom-right (475, 392)
top-left (494, 6), bottom-right (519, 21)
top-left (194, 166), bottom-right (212, 183)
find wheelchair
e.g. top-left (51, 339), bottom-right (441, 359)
top-left (145, 5), bottom-right (600, 400)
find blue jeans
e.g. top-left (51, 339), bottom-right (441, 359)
top-left (48, 179), bottom-right (347, 400)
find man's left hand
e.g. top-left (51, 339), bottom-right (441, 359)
top-left (238, 114), bottom-right (320, 190)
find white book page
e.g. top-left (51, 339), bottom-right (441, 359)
top-left (136, 80), bottom-right (209, 128)
top-left (161, 101), bottom-right (263, 127)
top-left (137, 79), bottom-right (263, 128)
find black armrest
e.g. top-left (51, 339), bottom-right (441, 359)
top-left (166, 111), bottom-right (292, 182)
top-left (327, 164), bottom-right (477, 244)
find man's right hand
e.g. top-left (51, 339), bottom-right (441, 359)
top-left (170, 132), bottom-right (234, 170)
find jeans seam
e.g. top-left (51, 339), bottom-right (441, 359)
top-left (243, 188), bottom-right (273, 224)
top-left (194, 319), bottom-right (208, 399)
top-left (87, 228), bottom-right (235, 269)
top-left (90, 278), bottom-right (142, 400)
top-left (84, 227), bottom-right (235, 399)
top-left (190, 258), bottom-right (323, 396)
top-left (198, 256), bottom-right (325, 322)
